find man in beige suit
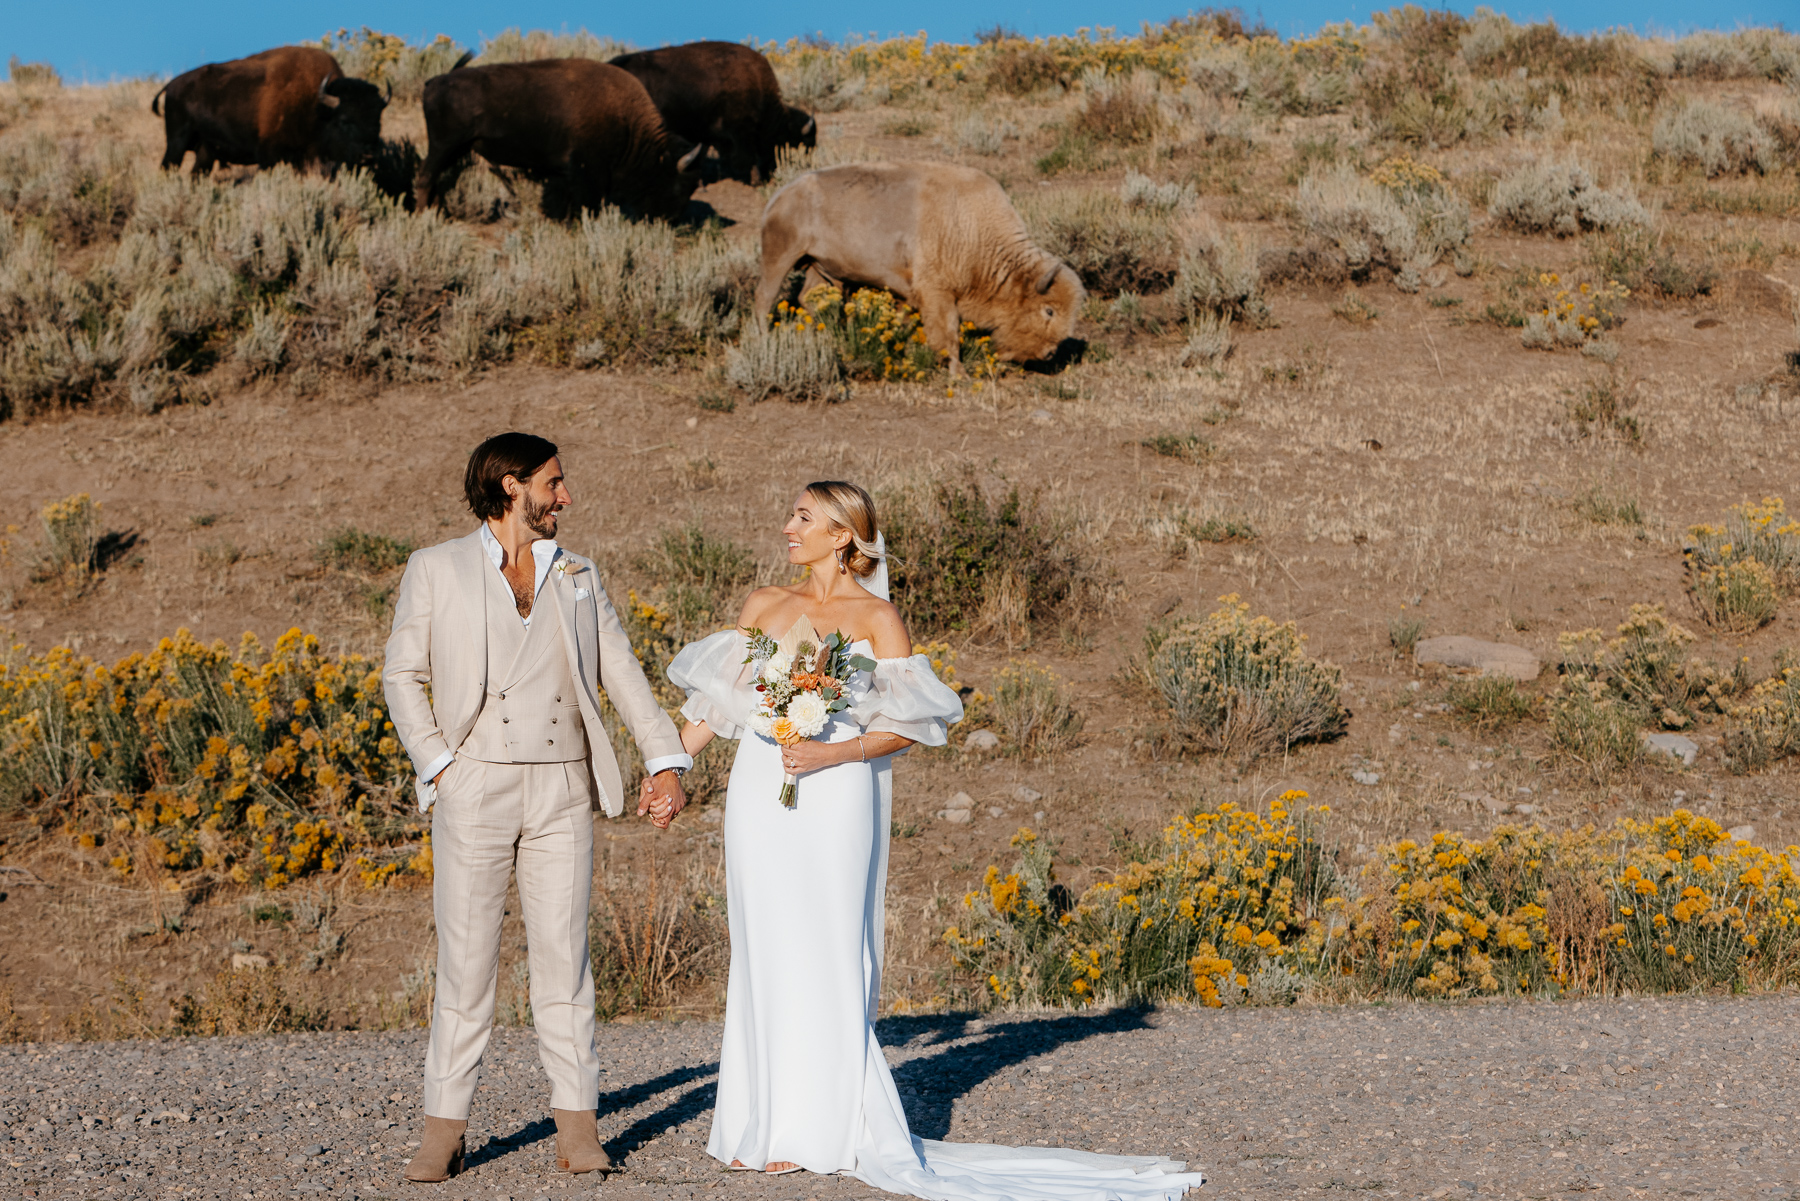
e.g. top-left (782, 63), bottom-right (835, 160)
top-left (383, 432), bottom-right (690, 1183)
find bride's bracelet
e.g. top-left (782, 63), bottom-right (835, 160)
top-left (858, 735), bottom-right (867, 763)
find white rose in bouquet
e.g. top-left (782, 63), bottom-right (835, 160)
top-left (745, 707), bottom-right (775, 738)
top-left (761, 650), bottom-right (794, 683)
top-left (785, 691), bottom-right (830, 739)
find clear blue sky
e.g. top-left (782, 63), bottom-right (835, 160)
top-left (5, 1), bottom-right (1791, 83)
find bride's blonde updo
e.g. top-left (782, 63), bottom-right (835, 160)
top-left (804, 481), bottom-right (883, 578)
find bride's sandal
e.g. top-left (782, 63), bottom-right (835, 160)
top-left (728, 1160), bottom-right (759, 1172)
top-left (764, 1162), bottom-right (802, 1175)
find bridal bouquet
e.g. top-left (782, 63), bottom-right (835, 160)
top-left (743, 615), bottom-right (877, 808)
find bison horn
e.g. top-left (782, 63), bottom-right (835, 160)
top-left (1035, 263), bottom-right (1061, 295)
top-left (316, 77), bottom-right (341, 108)
top-left (801, 115), bottom-right (816, 136)
top-left (676, 142), bottom-right (704, 174)
top-left (383, 81), bottom-right (393, 104)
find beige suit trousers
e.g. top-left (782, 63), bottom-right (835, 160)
top-left (423, 756), bottom-right (599, 1119)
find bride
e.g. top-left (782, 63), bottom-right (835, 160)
top-left (650, 481), bottom-right (1205, 1200)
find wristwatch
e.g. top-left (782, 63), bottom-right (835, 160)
top-left (657, 766), bottom-right (687, 778)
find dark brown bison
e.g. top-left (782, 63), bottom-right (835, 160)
top-left (151, 46), bottom-right (387, 174)
top-left (755, 162), bottom-right (1084, 375)
top-left (609, 41), bottom-right (814, 184)
top-left (413, 58), bottom-right (703, 222)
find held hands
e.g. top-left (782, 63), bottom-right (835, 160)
top-left (636, 770), bottom-right (688, 830)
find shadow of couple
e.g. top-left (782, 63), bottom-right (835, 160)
top-left (462, 1007), bottom-right (1156, 1171)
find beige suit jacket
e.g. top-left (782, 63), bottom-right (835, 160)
top-left (382, 529), bottom-right (684, 817)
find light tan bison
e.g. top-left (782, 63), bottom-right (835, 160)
top-left (754, 162), bottom-right (1084, 375)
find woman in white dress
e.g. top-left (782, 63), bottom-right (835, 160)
top-left (652, 481), bottom-right (1205, 1201)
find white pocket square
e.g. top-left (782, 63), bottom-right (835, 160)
top-left (574, 587), bottom-right (591, 600)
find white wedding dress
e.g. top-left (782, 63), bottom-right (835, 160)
top-left (668, 614), bottom-right (1206, 1201)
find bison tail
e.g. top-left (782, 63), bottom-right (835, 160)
top-left (450, 50), bottom-right (474, 71)
top-left (149, 85), bottom-right (166, 117)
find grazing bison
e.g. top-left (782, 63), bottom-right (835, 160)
top-left (413, 58), bottom-right (703, 222)
top-left (151, 46), bottom-right (387, 174)
top-left (755, 162), bottom-right (1084, 375)
top-left (609, 41), bottom-right (815, 184)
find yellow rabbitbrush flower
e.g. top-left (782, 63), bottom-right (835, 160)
top-left (0, 627), bottom-right (424, 887)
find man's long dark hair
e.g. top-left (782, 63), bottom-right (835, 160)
top-left (464, 432), bottom-right (558, 521)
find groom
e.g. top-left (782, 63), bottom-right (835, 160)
top-left (383, 432), bottom-right (691, 1182)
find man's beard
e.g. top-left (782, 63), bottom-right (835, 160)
top-left (522, 495), bottom-right (559, 539)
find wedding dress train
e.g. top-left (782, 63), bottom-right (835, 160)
top-left (667, 632), bottom-right (1205, 1201)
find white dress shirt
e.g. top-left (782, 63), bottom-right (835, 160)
top-left (417, 524), bottom-right (692, 790)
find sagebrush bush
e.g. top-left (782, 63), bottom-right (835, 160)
top-left (316, 28), bottom-right (475, 101)
top-left (1296, 159), bottom-right (1471, 290)
top-left (1147, 596), bottom-right (1348, 761)
top-left (1073, 69), bottom-right (1163, 144)
top-left (955, 113), bottom-right (1019, 155)
top-left (1653, 100), bottom-right (1780, 177)
top-left (883, 477), bottom-right (1085, 637)
top-left (989, 661), bottom-right (1084, 756)
top-left (1170, 222), bottom-right (1265, 325)
top-left (723, 322), bottom-right (844, 402)
top-left (1490, 160), bottom-right (1648, 236)
top-left (1019, 186), bottom-right (1182, 295)
top-left (0, 166), bottom-right (756, 418)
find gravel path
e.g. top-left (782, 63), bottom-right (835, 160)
top-left (4, 995), bottom-right (1799, 1201)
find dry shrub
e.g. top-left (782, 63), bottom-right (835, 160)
top-left (475, 27), bottom-right (632, 64)
top-left (1074, 69), bottom-right (1163, 144)
top-left (1653, 100), bottom-right (1781, 177)
top-left (591, 854), bottom-right (726, 1018)
top-left (1490, 160), bottom-right (1648, 236)
top-left (1146, 595), bottom-right (1348, 762)
top-left (883, 476), bottom-right (1091, 638)
top-left (0, 160), bottom-right (754, 417)
top-left (724, 322), bottom-right (844, 401)
top-left (1296, 159), bottom-right (1471, 291)
top-left (1019, 186), bottom-right (1183, 295)
top-left (1725, 667), bottom-right (1800, 774)
top-left (0, 131), bottom-right (136, 244)
top-left (989, 661), bottom-right (1084, 756)
top-left (0, 985), bottom-right (27, 1043)
top-left (986, 43), bottom-right (1066, 95)
top-left (1170, 221), bottom-right (1264, 324)
top-left (316, 28), bottom-right (474, 101)
top-left (171, 966), bottom-right (325, 1036)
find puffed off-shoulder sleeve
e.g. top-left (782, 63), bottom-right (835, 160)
top-left (843, 655), bottom-right (965, 746)
top-left (666, 630), bottom-right (757, 740)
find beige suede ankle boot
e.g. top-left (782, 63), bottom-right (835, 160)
top-left (552, 1109), bottom-right (612, 1174)
top-left (404, 1115), bottom-right (467, 1183)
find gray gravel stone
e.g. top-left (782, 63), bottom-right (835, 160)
top-left (3, 997), bottom-right (1799, 1199)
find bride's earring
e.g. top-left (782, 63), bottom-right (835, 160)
top-left (837, 548), bottom-right (847, 574)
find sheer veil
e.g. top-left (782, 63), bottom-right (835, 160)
top-left (863, 532), bottom-right (889, 602)
top-left (860, 531), bottom-right (892, 1021)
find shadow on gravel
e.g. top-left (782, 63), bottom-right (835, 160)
top-left (536, 1010), bottom-right (1151, 1166)
top-left (877, 1008), bottom-right (1156, 1139)
top-left (600, 1063), bottom-right (721, 1164)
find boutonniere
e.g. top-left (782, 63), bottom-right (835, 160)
top-left (554, 559), bottom-right (579, 580)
